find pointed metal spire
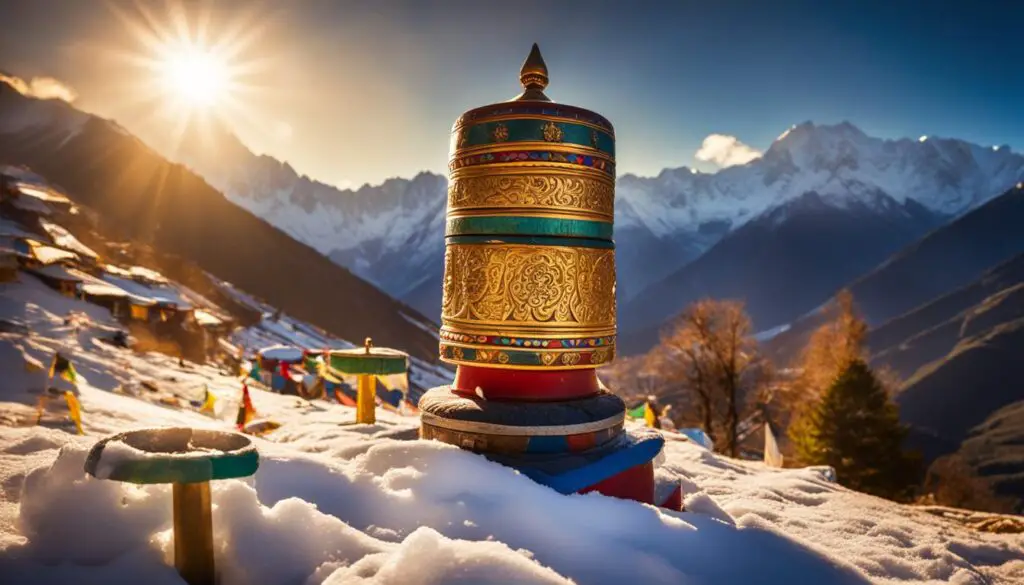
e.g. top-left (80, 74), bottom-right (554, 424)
top-left (513, 43), bottom-right (551, 102)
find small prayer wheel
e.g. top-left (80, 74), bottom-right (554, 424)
top-left (328, 337), bottom-right (409, 424)
top-left (84, 427), bottom-right (259, 585)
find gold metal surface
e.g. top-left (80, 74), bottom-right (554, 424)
top-left (441, 243), bottom-right (615, 333)
top-left (440, 44), bottom-right (619, 371)
top-left (447, 174), bottom-right (614, 220)
top-left (173, 481), bottom-right (215, 585)
top-left (451, 140), bottom-right (612, 160)
top-left (450, 162), bottom-right (612, 183)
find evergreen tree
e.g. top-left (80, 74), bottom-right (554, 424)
top-left (791, 359), bottom-right (919, 500)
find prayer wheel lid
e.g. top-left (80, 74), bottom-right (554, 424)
top-left (452, 44), bottom-right (614, 135)
top-left (327, 337), bottom-right (409, 375)
top-left (84, 427), bottom-right (259, 484)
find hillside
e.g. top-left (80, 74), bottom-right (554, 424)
top-left (943, 400), bottom-right (1024, 511)
top-left (764, 184), bottom-right (1024, 367)
top-left (896, 317), bottom-right (1024, 462)
top-left (870, 254), bottom-right (1024, 379)
top-left (620, 190), bottom-right (944, 353)
top-left (0, 82), bottom-right (443, 365)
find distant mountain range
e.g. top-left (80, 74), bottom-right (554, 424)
top-left (0, 80), bottom-right (444, 365)
top-left (163, 116), bottom-right (1024, 349)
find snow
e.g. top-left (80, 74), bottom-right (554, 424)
top-left (27, 241), bottom-right (78, 265)
top-left (211, 276), bottom-right (451, 394)
top-left (39, 218), bottom-right (99, 260)
top-left (13, 183), bottom-right (72, 205)
top-left (194, 309), bottom-right (223, 327)
top-left (0, 278), bottom-right (1022, 584)
top-left (754, 323), bottom-right (792, 342)
top-left (102, 274), bottom-right (192, 309)
top-left (258, 345), bottom-right (304, 362)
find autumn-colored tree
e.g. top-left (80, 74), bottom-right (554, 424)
top-left (784, 290), bottom-right (874, 459)
top-left (795, 289), bottom-right (868, 402)
top-left (653, 299), bottom-right (771, 457)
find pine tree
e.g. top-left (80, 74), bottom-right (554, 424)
top-left (791, 359), bottom-right (919, 500)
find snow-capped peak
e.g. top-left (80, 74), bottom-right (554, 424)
top-left (162, 118), bottom-right (1023, 318)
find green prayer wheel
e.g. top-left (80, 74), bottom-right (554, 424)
top-left (327, 338), bottom-right (409, 375)
top-left (327, 338), bottom-right (409, 424)
top-left (84, 428), bottom-right (259, 585)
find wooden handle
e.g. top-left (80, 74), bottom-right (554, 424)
top-left (173, 482), bottom-right (215, 585)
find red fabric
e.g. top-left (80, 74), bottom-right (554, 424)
top-left (334, 389), bottom-right (357, 407)
top-left (452, 366), bottom-right (599, 401)
top-left (578, 461), bottom-right (655, 504)
top-left (236, 382), bottom-right (255, 430)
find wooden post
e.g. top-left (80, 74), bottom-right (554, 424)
top-left (173, 481), bottom-right (215, 585)
top-left (356, 374), bottom-right (375, 424)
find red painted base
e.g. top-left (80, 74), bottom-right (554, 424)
top-left (579, 461), bottom-right (655, 504)
top-left (452, 365), bottom-right (599, 401)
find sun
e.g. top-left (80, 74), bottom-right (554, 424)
top-left (96, 1), bottom-right (281, 154)
top-left (158, 46), bottom-right (230, 107)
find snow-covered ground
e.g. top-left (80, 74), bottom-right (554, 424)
top-left (1, 277), bottom-right (1022, 584)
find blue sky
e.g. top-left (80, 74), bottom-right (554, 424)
top-left (0, 0), bottom-right (1020, 188)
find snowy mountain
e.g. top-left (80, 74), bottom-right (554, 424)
top-left (171, 120), bottom-right (1024, 324)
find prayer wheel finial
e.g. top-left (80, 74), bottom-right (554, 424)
top-left (516, 43), bottom-right (550, 102)
top-left (364, 337), bottom-right (372, 354)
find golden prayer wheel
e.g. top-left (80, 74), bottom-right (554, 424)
top-left (440, 44), bottom-right (617, 376)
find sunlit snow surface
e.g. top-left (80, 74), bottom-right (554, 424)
top-left (0, 277), bottom-right (1022, 585)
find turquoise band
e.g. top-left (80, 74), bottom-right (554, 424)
top-left (446, 216), bottom-right (613, 240)
top-left (446, 234), bottom-right (615, 249)
top-left (455, 118), bottom-right (615, 156)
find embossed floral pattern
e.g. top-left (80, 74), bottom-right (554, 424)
top-left (441, 243), bottom-right (615, 328)
top-left (448, 175), bottom-right (614, 218)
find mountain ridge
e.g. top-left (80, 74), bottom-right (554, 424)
top-left (168, 117), bottom-right (1024, 326)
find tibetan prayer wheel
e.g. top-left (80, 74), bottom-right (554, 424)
top-left (329, 338), bottom-right (409, 424)
top-left (420, 45), bottom-right (666, 508)
top-left (441, 43), bottom-right (616, 401)
top-left (84, 428), bottom-right (259, 585)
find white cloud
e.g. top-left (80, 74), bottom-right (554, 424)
top-left (0, 73), bottom-right (77, 103)
top-left (694, 133), bottom-right (762, 168)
